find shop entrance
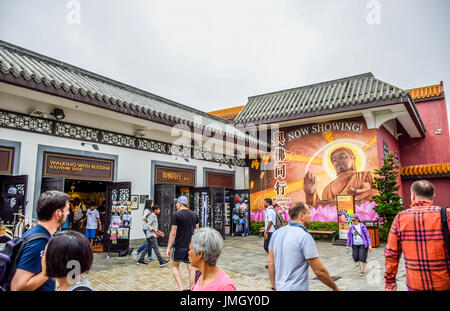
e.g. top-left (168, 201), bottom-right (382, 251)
top-left (41, 177), bottom-right (108, 251)
top-left (41, 178), bottom-right (132, 254)
top-left (154, 184), bottom-right (228, 245)
top-left (225, 189), bottom-right (250, 237)
top-left (203, 170), bottom-right (250, 237)
top-left (154, 184), bottom-right (193, 246)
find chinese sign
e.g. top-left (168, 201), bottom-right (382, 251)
top-left (155, 165), bottom-right (195, 186)
top-left (272, 131), bottom-right (290, 209)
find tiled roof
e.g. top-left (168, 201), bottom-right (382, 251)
top-left (209, 105), bottom-right (245, 121)
top-left (407, 84), bottom-right (443, 100)
top-left (235, 73), bottom-right (411, 124)
top-left (401, 163), bottom-right (450, 177)
top-left (0, 40), bottom-right (256, 143)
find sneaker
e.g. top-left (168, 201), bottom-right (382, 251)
top-left (159, 260), bottom-right (170, 267)
top-left (147, 256), bottom-right (156, 262)
top-left (133, 251), bottom-right (139, 261)
top-left (137, 261), bottom-right (148, 265)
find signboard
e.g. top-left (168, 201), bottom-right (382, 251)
top-left (336, 195), bottom-right (355, 240)
top-left (155, 165), bottom-right (195, 186)
top-left (205, 172), bottom-right (234, 189)
top-left (0, 146), bottom-right (14, 175)
top-left (43, 152), bottom-right (114, 181)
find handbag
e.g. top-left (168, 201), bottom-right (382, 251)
top-left (353, 225), bottom-right (367, 248)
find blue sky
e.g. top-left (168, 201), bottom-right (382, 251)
top-left (0, 0), bottom-right (449, 122)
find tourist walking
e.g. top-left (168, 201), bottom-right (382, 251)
top-left (137, 205), bottom-right (170, 267)
top-left (346, 214), bottom-right (372, 276)
top-left (268, 202), bottom-right (339, 291)
top-left (133, 200), bottom-right (155, 262)
top-left (83, 202), bottom-right (102, 246)
top-left (10, 190), bottom-right (70, 291)
top-left (385, 180), bottom-right (450, 291)
top-left (72, 197), bottom-right (84, 233)
top-left (189, 227), bottom-right (236, 291)
top-left (166, 195), bottom-right (199, 291)
top-left (261, 198), bottom-right (276, 254)
top-left (42, 230), bottom-right (94, 291)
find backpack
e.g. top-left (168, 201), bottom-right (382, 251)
top-left (0, 233), bottom-right (49, 291)
top-left (269, 207), bottom-right (286, 230)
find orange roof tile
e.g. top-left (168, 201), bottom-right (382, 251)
top-left (407, 84), bottom-right (443, 100)
top-left (401, 163), bottom-right (450, 176)
top-left (208, 105), bottom-right (245, 120)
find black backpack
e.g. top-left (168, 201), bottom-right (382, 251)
top-left (0, 233), bottom-right (49, 291)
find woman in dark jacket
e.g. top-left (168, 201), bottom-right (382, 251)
top-left (346, 214), bottom-right (372, 276)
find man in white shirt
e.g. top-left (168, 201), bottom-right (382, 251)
top-left (261, 198), bottom-right (277, 254)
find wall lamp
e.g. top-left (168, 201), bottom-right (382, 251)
top-left (51, 108), bottom-right (65, 120)
top-left (81, 142), bottom-right (99, 151)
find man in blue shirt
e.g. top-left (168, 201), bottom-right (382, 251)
top-left (268, 202), bottom-right (339, 291)
top-left (11, 190), bottom-right (70, 291)
top-left (83, 202), bottom-right (102, 246)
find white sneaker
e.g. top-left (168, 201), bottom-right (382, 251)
top-left (133, 251), bottom-right (139, 261)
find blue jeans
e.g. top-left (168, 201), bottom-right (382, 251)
top-left (137, 229), bottom-right (153, 257)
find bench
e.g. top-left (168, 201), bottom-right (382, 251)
top-left (308, 230), bottom-right (337, 243)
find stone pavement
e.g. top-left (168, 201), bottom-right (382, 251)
top-left (85, 235), bottom-right (407, 291)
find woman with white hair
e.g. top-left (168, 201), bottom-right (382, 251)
top-left (188, 227), bottom-right (236, 291)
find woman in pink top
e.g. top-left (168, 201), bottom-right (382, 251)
top-left (189, 227), bottom-right (236, 291)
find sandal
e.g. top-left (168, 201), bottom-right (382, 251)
top-left (359, 272), bottom-right (364, 277)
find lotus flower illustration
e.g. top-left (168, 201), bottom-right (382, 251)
top-left (252, 201), bottom-right (379, 223)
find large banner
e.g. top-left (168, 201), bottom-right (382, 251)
top-left (250, 117), bottom-right (379, 223)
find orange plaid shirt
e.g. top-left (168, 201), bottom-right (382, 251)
top-left (385, 202), bottom-right (450, 291)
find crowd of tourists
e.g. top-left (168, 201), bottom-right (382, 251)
top-left (1, 179), bottom-right (449, 291)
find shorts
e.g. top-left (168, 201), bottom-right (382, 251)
top-left (352, 244), bottom-right (368, 263)
top-left (172, 247), bottom-right (190, 264)
top-left (85, 229), bottom-right (97, 239)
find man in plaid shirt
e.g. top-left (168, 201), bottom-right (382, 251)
top-left (385, 180), bottom-right (450, 291)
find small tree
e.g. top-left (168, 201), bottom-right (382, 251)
top-left (372, 152), bottom-right (403, 241)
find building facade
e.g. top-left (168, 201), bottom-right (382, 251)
top-left (212, 73), bottom-right (449, 231)
top-left (0, 41), bottom-right (255, 249)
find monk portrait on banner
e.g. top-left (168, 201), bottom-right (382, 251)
top-left (303, 147), bottom-right (377, 206)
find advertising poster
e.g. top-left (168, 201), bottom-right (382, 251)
top-left (250, 117), bottom-right (380, 223)
top-left (336, 195), bottom-right (355, 240)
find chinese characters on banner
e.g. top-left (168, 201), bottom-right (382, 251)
top-left (272, 131), bottom-right (290, 209)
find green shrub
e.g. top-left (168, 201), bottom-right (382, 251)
top-left (308, 221), bottom-right (339, 232)
top-left (307, 222), bottom-right (338, 240)
top-left (250, 221), bottom-right (265, 235)
top-left (249, 220), bottom-right (337, 237)
top-left (372, 152), bottom-right (403, 242)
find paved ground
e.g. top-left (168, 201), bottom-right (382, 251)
top-left (85, 235), bottom-right (407, 291)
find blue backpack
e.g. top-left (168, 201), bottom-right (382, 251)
top-left (0, 233), bottom-right (49, 291)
